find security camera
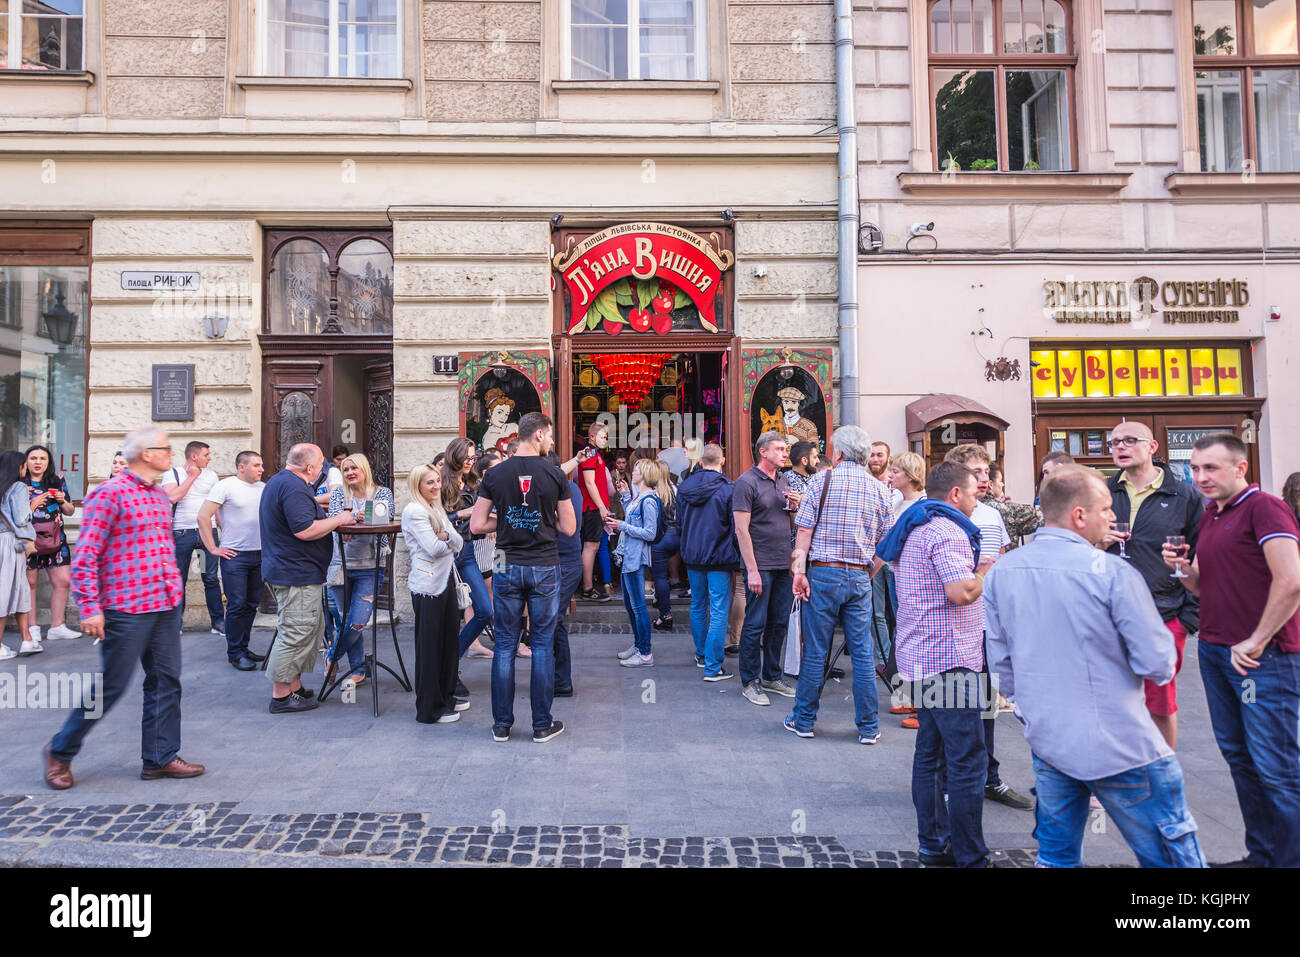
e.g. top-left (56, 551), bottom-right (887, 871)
top-left (909, 221), bottom-right (935, 237)
top-left (752, 264), bottom-right (768, 278)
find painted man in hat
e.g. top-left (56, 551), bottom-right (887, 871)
top-left (773, 386), bottom-right (819, 446)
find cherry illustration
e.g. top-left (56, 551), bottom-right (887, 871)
top-left (603, 317), bottom-right (623, 335)
top-left (651, 312), bottom-right (672, 335)
top-left (628, 308), bottom-right (652, 332)
top-left (653, 292), bottom-right (674, 314)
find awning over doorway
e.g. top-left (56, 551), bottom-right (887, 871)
top-left (905, 394), bottom-right (1010, 440)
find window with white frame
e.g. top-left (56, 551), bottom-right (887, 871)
top-left (1, 0), bottom-right (84, 71)
top-left (260, 0), bottom-right (400, 78)
top-left (566, 0), bottom-right (706, 81)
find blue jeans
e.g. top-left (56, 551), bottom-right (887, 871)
top-left (788, 565), bottom-right (879, 736)
top-left (1198, 641), bottom-right (1300, 867)
top-left (738, 569), bottom-right (793, 685)
top-left (911, 670), bottom-right (989, 867)
top-left (456, 549), bottom-right (492, 655)
top-left (327, 567), bottom-right (384, 676)
top-left (688, 568), bottom-right (731, 675)
top-left (552, 558), bottom-right (583, 690)
top-left (621, 564), bottom-right (653, 655)
top-left (173, 527), bottom-right (225, 628)
top-left (50, 605), bottom-right (184, 771)
top-left (871, 564), bottom-right (894, 662)
top-left (1031, 752), bottom-right (1206, 868)
top-left (491, 563), bottom-right (559, 732)
top-left (651, 527), bottom-right (681, 618)
top-left (219, 549), bottom-right (262, 661)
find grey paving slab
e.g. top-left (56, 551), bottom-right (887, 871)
top-left (0, 622), bottom-right (1249, 867)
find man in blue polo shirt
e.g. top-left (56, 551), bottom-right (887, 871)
top-left (1164, 432), bottom-right (1300, 868)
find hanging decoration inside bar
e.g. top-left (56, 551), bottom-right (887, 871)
top-left (590, 353), bottom-right (671, 407)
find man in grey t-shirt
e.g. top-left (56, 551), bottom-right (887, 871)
top-left (733, 431), bottom-right (797, 706)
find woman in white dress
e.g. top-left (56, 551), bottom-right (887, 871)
top-left (0, 451), bottom-right (36, 660)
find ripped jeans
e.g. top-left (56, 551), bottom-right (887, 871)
top-left (327, 567), bottom-right (384, 678)
top-left (1031, 752), bottom-right (1206, 868)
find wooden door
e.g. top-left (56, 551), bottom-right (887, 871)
top-left (363, 358), bottom-right (394, 490)
top-left (1153, 411), bottom-right (1260, 485)
top-left (263, 357), bottom-right (331, 478)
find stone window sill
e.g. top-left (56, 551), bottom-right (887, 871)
top-left (897, 171), bottom-right (1131, 197)
top-left (1164, 172), bottom-right (1300, 197)
top-left (552, 79), bottom-right (719, 94)
top-left (235, 75), bottom-right (413, 92)
top-left (0, 70), bottom-right (94, 84)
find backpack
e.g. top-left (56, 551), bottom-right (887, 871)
top-left (647, 493), bottom-right (667, 545)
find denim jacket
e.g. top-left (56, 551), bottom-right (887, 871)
top-left (1, 481), bottom-right (34, 541)
top-left (616, 488), bottom-right (660, 572)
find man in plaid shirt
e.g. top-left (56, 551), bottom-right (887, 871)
top-left (786, 425), bottom-right (895, 743)
top-left (44, 427), bottom-right (205, 790)
top-left (893, 460), bottom-right (993, 867)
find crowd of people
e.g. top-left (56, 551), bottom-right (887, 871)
top-left (9, 415), bottom-right (1299, 869)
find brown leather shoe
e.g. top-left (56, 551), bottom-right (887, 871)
top-left (140, 757), bottom-right (205, 781)
top-left (44, 745), bottom-right (73, 790)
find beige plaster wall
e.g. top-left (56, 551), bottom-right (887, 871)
top-left (103, 0), bottom-right (228, 117)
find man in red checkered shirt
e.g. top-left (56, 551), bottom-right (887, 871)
top-left (44, 427), bottom-right (205, 790)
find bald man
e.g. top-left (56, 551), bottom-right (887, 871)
top-left (1099, 421), bottom-right (1203, 749)
top-left (984, 466), bottom-right (1204, 868)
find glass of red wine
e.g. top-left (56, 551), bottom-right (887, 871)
top-left (519, 474), bottom-right (533, 506)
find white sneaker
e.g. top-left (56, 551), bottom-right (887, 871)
top-left (46, 624), bottom-right (81, 641)
top-left (19, 640), bottom-right (44, 656)
top-left (616, 644), bottom-right (639, 660)
top-left (27, 625), bottom-right (41, 642)
top-left (0, 644), bottom-right (16, 660)
top-left (619, 652), bottom-right (654, 667)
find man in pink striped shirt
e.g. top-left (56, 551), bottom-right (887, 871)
top-left (44, 426), bottom-right (205, 790)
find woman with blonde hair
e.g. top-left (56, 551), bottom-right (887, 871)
top-left (608, 458), bottom-right (665, 667)
top-left (887, 451), bottom-right (927, 521)
top-left (403, 463), bottom-right (466, 723)
top-left (325, 452), bottom-right (394, 688)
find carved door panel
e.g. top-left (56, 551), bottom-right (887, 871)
top-left (363, 359), bottom-right (394, 490)
top-left (263, 358), bottom-right (331, 478)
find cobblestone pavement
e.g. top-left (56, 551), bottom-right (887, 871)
top-left (0, 796), bottom-right (1038, 867)
top-left (0, 621), bottom-right (1246, 868)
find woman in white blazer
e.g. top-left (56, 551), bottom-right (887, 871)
top-left (402, 463), bottom-right (466, 724)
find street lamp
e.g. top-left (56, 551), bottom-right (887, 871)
top-left (41, 290), bottom-right (78, 347)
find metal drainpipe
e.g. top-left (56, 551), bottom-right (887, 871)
top-left (834, 0), bottom-right (860, 428)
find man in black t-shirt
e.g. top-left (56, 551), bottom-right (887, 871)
top-left (472, 412), bottom-right (576, 744)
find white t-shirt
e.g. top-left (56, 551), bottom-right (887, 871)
top-left (164, 466), bottom-right (219, 530)
top-left (970, 500), bottom-right (1011, 563)
top-left (206, 477), bottom-right (266, 551)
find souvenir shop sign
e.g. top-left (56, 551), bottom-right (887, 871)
top-left (1042, 277), bottom-right (1249, 324)
top-left (1031, 345), bottom-right (1245, 399)
top-left (553, 223), bottom-right (735, 334)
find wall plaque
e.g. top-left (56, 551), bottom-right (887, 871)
top-left (152, 364), bottom-right (195, 421)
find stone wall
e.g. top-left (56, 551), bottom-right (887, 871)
top-left (729, 1), bottom-right (836, 123)
top-left (734, 219), bottom-right (839, 347)
top-left (103, 0), bottom-right (228, 117)
top-left (422, 0), bottom-right (542, 121)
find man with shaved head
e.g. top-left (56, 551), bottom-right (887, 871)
top-left (1100, 420), bottom-right (1203, 748)
top-left (259, 443), bottom-right (356, 713)
top-left (984, 465), bottom-right (1205, 868)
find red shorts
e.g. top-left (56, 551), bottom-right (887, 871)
top-left (1144, 618), bottom-right (1187, 717)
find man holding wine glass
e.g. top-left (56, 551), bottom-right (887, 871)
top-left (1101, 420), bottom-right (1203, 749)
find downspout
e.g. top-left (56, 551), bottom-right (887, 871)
top-left (834, 0), bottom-right (860, 427)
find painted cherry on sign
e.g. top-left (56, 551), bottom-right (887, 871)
top-left (603, 317), bottom-right (623, 335)
top-left (628, 308), bottom-right (652, 332)
top-left (652, 292), bottom-right (674, 314)
top-left (651, 312), bottom-right (672, 335)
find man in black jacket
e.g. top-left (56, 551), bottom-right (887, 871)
top-left (1101, 421), bottom-right (1203, 748)
top-left (677, 444), bottom-right (740, 682)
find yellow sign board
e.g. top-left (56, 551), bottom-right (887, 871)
top-left (1031, 344), bottom-right (1249, 399)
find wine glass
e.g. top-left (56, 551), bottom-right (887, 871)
top-left (1114, 522), bottom-right (1130, 559)
top-left (519, 474), bottom-right (533, 506)
top-left (1166, 535), bottom-right (1188, 578)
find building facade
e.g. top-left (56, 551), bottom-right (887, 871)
top-left (855, 0), bottom-right (1300, 496)
top-left (0, 0), bottom-right (845, 622)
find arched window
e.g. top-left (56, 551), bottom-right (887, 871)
top-left (928, 0), bottom-right (1075, 171)
top-left (265, 230), bottom-right (393, 335)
